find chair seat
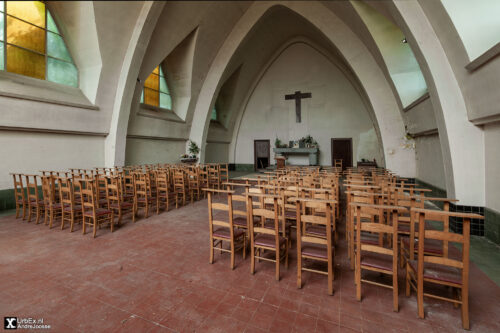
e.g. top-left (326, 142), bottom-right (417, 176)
top-left (254, 234), bottom-right (286, 248)
top-left (47, 203), bottom-right (66, 209)
top-left (233, 217), bottom-right (247, 227)
top-left (285, 210), bottom-right (296, 219)
top-left (361, 252), bottom-right (394, 272)
top-left (213, 228), bottom-right (244, 239)
top-left (98, 198), bottom-right (108, 205)
top-left (264, 220), bottom-right (292, 231)
top-left (305, 225), bottom-right (333, 237)
top-left (401, 237), bottom-right (443, 255)
top-left (110, 202), bottom-right (133, 209)
top-left (398, 224), bottom-right (411, 233)
top-left (137, 197), bottom-right (156, 202)
top-left (63, 205), bottom-right (82, 212)
top-left (409, 260), bottom-right (462, 285)
top-left (84, 208), bottom-right (112, 217)
top-left (302, 244), bottom-right (332, 259)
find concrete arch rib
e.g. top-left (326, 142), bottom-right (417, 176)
top-left (388, 1), bottom-right (484, 206)
top-left (105, 1), bottom-right (165, 167)
top-left (189, 1), bottom-right (415, 176)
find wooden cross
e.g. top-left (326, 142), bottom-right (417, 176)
top-left (285, 90), bottom-right (312, 123)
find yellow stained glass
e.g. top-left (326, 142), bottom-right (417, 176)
top-left (153, 66), bottom-right (159, 74)
top-left (7, 1), bottom-right (45, 28)
top-left (144, 88), bottom-right (159, 107)
top-left (7, 44), bottom-right (45, 79)
top-left (7, 16), bottom-right (45, 53)
top-left (144, 73), bottom-right (159, 90)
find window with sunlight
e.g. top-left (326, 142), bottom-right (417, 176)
top-left (0, 1), bottom-right (78, 87)
top-left (142, 65), bottom-right (172, 110)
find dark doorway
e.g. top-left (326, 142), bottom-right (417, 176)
top-left (331, 138), bottom-right (353, 170)
top-left (254, 140), bottom-right (270, 170)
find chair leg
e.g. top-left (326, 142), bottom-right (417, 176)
top-left (417, 273), bottom-right (424, 319)
top-left (22, 204), bottom-right (27, 220)
top-left (230, 239), bottom-right (235, 270)
top-left (461, 287), bottom-right (469, 330)
top-left (393, 270), bottom-right (399, 312)
top-left (209, 238), bottom-right (214, 264)
top-left (93, 219), bottom-right (97, 238)
top-left (275, 250), bottom-right (280, 281)
top-left (297, 252), bottom-right (302, 289)
top-left (250, 245), bottom-right (255, 274)
top-left (82, 217), bottom-right (86, 235)
top-left (355, 264), bottom-right (361, 301)
top-left (15, 204), bottom-right (20, 219)
top-left (242, 235), bottom-right (246, 260)
top-left (405, 265), bottom-right (411, 297)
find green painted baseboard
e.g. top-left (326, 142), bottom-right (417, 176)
top-left (0, 188), bottom-right (15, 211)
top-left (415, 178), bottom-right (447, 209)
top-left (233, 164), bottom-right (255, 172)
top-left (485, 208), bottom-right (500, 245)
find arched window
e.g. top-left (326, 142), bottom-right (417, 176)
top-left (0, 1), bottom-right (78, 87)
top-left (142, 65), bottom-right (172, 110)
top-left (211, 106), bottom-right (217, 121)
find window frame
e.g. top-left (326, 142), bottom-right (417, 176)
top-left (0, 1), bottom-right (79, 85)
top-left (141, 64), bottom-right (172, 111)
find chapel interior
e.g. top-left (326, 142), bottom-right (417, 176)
top-left (1, 1), bottom-right (500, 332)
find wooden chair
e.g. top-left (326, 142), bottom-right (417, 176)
top-left (173, 170), bottom-right (188, 206)
top-left (405, 209), bottom-right (483, 330)
top-left (25, 175), bottom-right (45, 224)
top-left (206, 189), bottom-right (246, 269)
top-left (79, 179), bottom-right (114, 238)
top-left (156, 170), bottom-right (178, 213)
top-left (133, 173), bottom-right (156, 219)
top-left (42, 176), bottom-right (65, 228)
top-left (352, 202), bottom-right (407, 312)
top-left (247, 193), bottom-right (289, 281)
top-left (12, 173), bottom-right (28, 220)
top-left (59, 177), bottom-right (82, 231)
top-left (334, 159), bottom-right (342, 170)
top-left (107, 176), bottom-right (134, 224)
top-left (187, 167), bottom-right (201, 203)
top-left (295, 198), bottom-right (336, 295)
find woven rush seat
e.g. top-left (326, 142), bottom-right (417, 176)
top-left (302, 244), bottom-right (332, 259)
top-left (63, 205), bottom-right (82, 212)
top-left (409, 260), bottom-right (462, 285)
top-left (361, 252), bottom-right (394, 272)
top-left (254, 234), bottom-right (286, 248)
top-left (213, 228), bottom-right (245, 239)
top-left (84, 208), bottom-right (112, 216)
top-left (110, 202), bottom-right (133, 209)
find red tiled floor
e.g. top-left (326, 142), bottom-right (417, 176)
top-left (1, 198), bottom-right (500, 333)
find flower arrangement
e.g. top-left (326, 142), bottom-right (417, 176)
top-left (188, 140), bottom-right (200, 158)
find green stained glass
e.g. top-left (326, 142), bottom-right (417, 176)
top-left (211, 107), bottom-right (217, 120)
top-left (47, 31), bottom-right (71, 62)
top-left (0, 12), bottom-right (3, 41)
top-left (160, 92), bottom-right (172, 109)
top-left (140, 90), bottom-right (144, 103)
top-left (47, 57), bottom-right (77, 87)
top-left (159, 66), bottom-right (164, 77)
top-left (0, 1), bottom-right (4, 12)
top-left (0, 42), bottom-right (4, 70)
top-left (159, 75), bottom-right (169, 93)
top-left (47, 11), bottom-right (59, 34)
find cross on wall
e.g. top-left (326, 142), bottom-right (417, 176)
top-left (285, 90), bottom-right (312, 123)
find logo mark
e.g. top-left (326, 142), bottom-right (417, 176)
top-left (4, 317), bottom-right (17, 329)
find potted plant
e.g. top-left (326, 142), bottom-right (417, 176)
top-left (181, 141), bottom-right (200, 163)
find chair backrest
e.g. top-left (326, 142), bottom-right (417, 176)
top-left (41, 175), bottom-right (57, 206)
top-left (12, 173), bottom-right (25, 203)
top-left (134, 173), bottom-right (149, 198)
top-left (79, 179), bottom-right (97, 216)
top-left (58, 177), bottom-right (75, 209)
top-left (206, 189), bottom-right (236, 236)
top-left (247, 193), bottom-right (280, 244)
top-left (296, 198), bottom-right (335, 249)
top-left (106, 177), bottom-right (121, 206)
top-left (353, 203), bottom-right (404, 264)
top-left (173, 170), bottom-right (185, 189)
top-left (412, 208), bottom-right (483, 288)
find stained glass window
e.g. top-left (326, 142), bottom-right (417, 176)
top-left (142, 65), bottom-right (172, 110)
top-left (211, 107), bottom-right (217, 121)
top-left (0, 1), bottom-right (78, 87)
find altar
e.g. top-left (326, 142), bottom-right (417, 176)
top-left (273, 147), bottom-right (319, 166)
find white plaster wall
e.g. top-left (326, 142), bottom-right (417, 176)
top-left (414, 134), bottom-right (446, 190)
top-left (205, 143), bottom-right (229, 163)
top-left (125, 139), bottom-right (185, 165)
top-left (0, 131), bottom-right (104, 189)
top-left (235, 43), bottom-right (383, 166)
top-left (484, 123), bottom-right (500, 212)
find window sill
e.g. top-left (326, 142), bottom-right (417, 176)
top-left (466, 42), bottom-right (500, 72)
top-left (138, 103), bottom-right (185, 123)
top-left (403, 92), bottom-right (430, 112)
top-left (0, 70), bottom-right (98, 110)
